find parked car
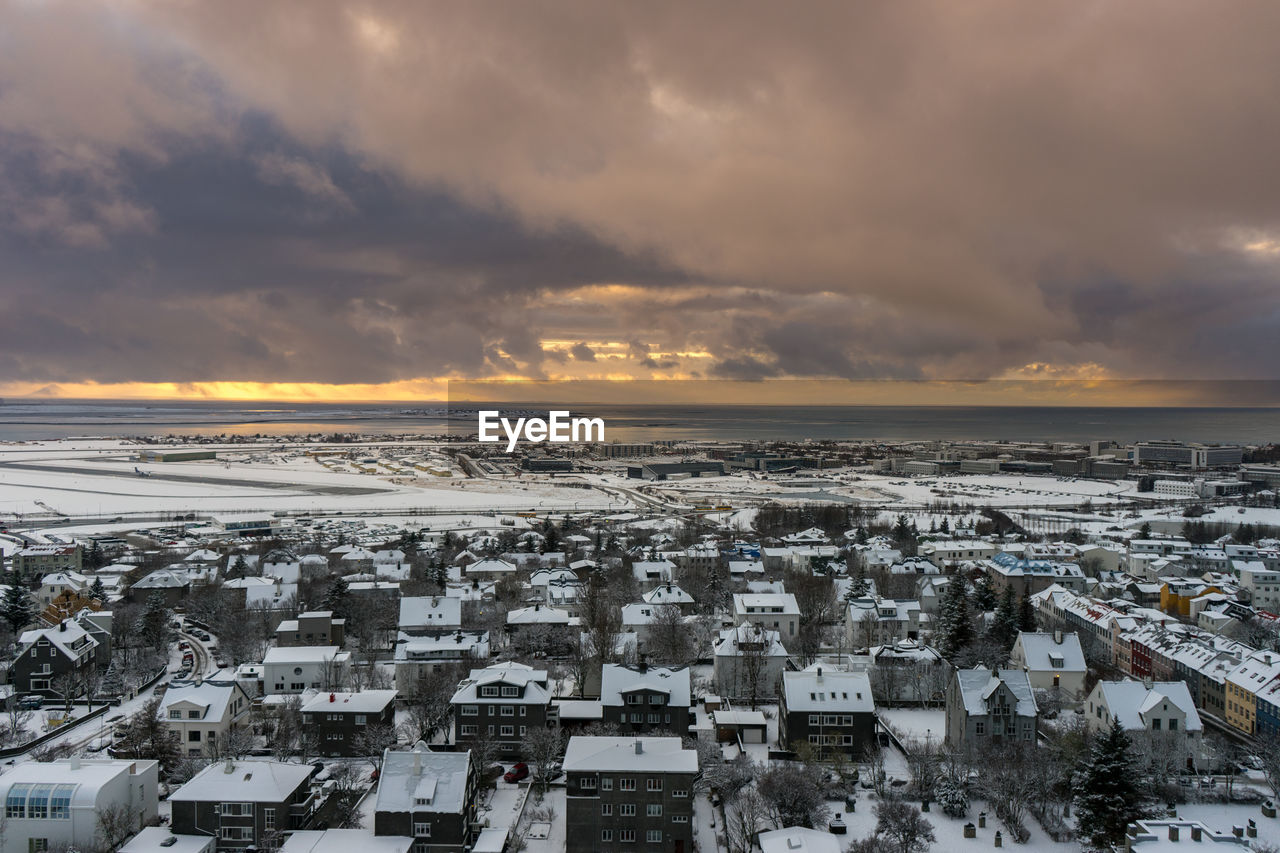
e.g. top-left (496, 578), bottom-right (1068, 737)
top-left (503, 762), bottom-right (530, 784)
top-left (17, 696), bottom-right (43, 710)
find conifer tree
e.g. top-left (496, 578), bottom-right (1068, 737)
top-left (1074, 717), bottom-right (1148, 849)
top-left (934, 575), bottom-right (972, 659)
top-left (989, 584), bottom-right (1019, 650)
top-left (2, 581), bottom-right (34, 634)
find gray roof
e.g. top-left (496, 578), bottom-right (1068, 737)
top-left (599, 664), bottom-right (691, 708)
top-left (954, 667), bottom-right (1037, 717)
top-left (782, 668), bottom-right (874, 713)
top-left (375, 744), bottom-right (471, 814)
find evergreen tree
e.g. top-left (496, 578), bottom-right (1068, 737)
top-left (939, 517), bottom-right (950, 535)
top-left (1138, 522), bottom-right (1152, 540)
top-left (86, 540), bottom-right (104, 570)
top-left (1074, 717), bottom-right (1148, 849)
top-left (227, 554), bottom-right (249, 580)
top-left (848, 561), bottom-right (870, 599)
top-left (934, 575), bottom-right (972, 660)
top-left (855, 526), bottom-right (869, 545)
top-left (988, 584), bottom-right (1019, 650)
top-left (971, 575), bottom-right (997, 611)
top-left (322, 575), bottom-right (351, 620)
top-left (89, 576), bottom-right (106, 601)
top-left (1017, 593), bottom-right (1037, 632)
top-left (2, 582), bottom-right (34, 634)
top-left (140, 591), bottom-right (170, 654)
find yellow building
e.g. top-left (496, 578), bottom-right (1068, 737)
top-left (1160, 581), bottom-right (1222, 618)
top-left (1225, 651), bottom-right (1280, 735)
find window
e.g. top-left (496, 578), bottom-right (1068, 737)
top-left (414, 822), bottom-right (431, 838)
top-left (672, 790), bottom-right (688, 798)
top-left (602, 803), bottom-right (613, 816)
top-left (221, 828), bottom-right (252, 841)
top-left (355, 715), bottom-right (367, 726)
top-left (460, 705), bottom-right (478, 716)
top-left (501, 726), bottom-right (515, 736)
top-left (646, 778), bottom-right (663, 792)
top-left (26, 785), bottom-right (51, 820)
top-left (581, 777), bottom-right (597, 790)
top-left (620, 830), bottom-right (636, 843)
top-left (975, 721), bottom-right (985, 735)
top-left (647, 804), bottom-right (662, 817)
top-left (30, 840), bottom-right (48, 853)
top-left (501, 705), bottom-right (515, 716)
top-left (520, 726), bottom-right (527, 736)
top-left (220, 803), bottom-right (252, 817)
top-left (672, 815), bottom-right (689, 823)
top-left (1170, 719), bottom-right (1178, 731)
top-left (48, 786), bottom-right (72, 820)
top-left (620, 804), bottom-right (636, 817)
top-left (481, 686), bottom-right (498, 697)
top-left (520, 706), bottom-right (527, 717)
top-left (647, 830), bottom-right (663, 843)
top-left (6, 784), bottom-right (30, 818)
top-left (188, 710), bottom-right (200, 719)
top-left (647, 713), bottom-right (660, 724)
top-left (169, 710), bottom-right (182, 719)
top-left (1152, 719), bottom-right (1161, 731)
top-left (601, 777), bottom-right (613, 791)
top-left (461, 725), bottom-right (478, 735)
top-left (619, 778), bottom-right (636, 791)
top-left (601, 831), bottom-right (614, 843)
top-left (264, 808), bottom-right (276, 831)
top-left (502, 685), bottom-right (519, 697)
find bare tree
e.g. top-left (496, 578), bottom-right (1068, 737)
top-left (524, 726), bottom-right (565, 794)
top-left (874, 800), bottom-right (937, 853)
top-left (647, 604), bottom-right (694, 666)
top-left (725, 787), bottom-right (770, 853)
top-left (757, 762), bottom-right (831, 829)
top-left (351, 723), bottom-right (399, 771)
top-left (272, 695), bottom-right (304, 761)
top-left (95, 802), bottom-right (143, 851)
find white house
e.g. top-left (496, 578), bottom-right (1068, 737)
top-left (261, 646), bottom-right (351, 694)
top-left (733, 592), bottom-right (801, 644)
top-left (1009, 631), bottom-right (1087, 702)
top-left (713, 624), bottom-right (789, 701)
top-left (1085, 680), bottom-right (1205, 769)
top-left (158, 679), bottom-right (254, 757)
top-left (0, 757), bottom-right (158, 853)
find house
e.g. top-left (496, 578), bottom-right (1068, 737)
top-left (1009, 630), bottom-right (1087, 702)
top-left (778, 667), bottom-right (876, 757)
top-left (920, 539), bottom-right (998, 569)
top-left (732, 592), bottom-right (801, 645)
top-left (11, 620), bottom-right (103, 699)
top-left (868, 640), bottom-right (949, 705)
top-left (642, 583), bottom-right (696, 613)
top-left (758, 827), bottom-right (842, 853)
top-left (35, 570), bottom-right (88, 607)
top-left (944, 666), bottom-right (1038, 750)
top-left (505, 604), bottom-right (574, 655)
top-left (984, 551), bottom-right (1088, 597)
top-left (169, 760), bottom-right (319, 852)
top-left (713, 624), bottom-right (789, 701)
top-left (1225, 650), bottom-right (1280, 735)
top-left (127, 569), bottom-right (190, 606)
top-left (302, 690), bottom-right (397, 757)
top-left (374, 744), bottom-right (478, 853)
top-left (399, 596), bottom-right (463, 636)
top-left (275, 611), bottom-right (346, 647)
top-left (563, 736), bottom-right (698, 853)
top-left (11, 544), bottom-right (82, 575)
top-left (450, 662), bottom-right (553, 758)
top-left (845, 597), bottom-right (925, 649)
top-left (158, 679), bottom-right (253, 757)
top-left (223, 577), bottom-right (298, 610)
top-left (1084, 680), bottom-right (1205, 770)
top-left (631, 560), bottom-right (677, 588)
top-left (261, 646), bottom-right (351, 695)
top-left (463, 557), bottom-right (517, 579)
top-left (599, 663), bottom-right (693, 736)
top-left (394, 631), bottom-right (490, 694)
top-left (0, 757), bottom-right (158, 853)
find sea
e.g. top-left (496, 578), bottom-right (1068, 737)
top-left (1, 399), bottom-right (1279, 445)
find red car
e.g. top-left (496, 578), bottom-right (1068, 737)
top-left (503, 762), bottom-right (530, 784)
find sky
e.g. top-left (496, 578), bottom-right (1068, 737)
top-left (2, 1), bottom-right (1280, 403)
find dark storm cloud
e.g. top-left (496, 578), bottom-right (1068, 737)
top-left (3, 0), bottom-right (1280, 386)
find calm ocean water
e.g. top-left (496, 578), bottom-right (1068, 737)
top-left (1, 399), bottom-right (1279, 444)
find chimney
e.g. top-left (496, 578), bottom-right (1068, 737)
top-left (1191, 826), bottom-right (1202, 842)
top-left (635, 740), bottom-right (644, 755)
top-left (224, 759), bottom-right (236, 774)
top-left (69, 755), bottom-right (80, 771)
top-left (1053, 630), bottom-right (1063, 645)
top-left (59, 621), bottom-right (67, 632)
top-left (1169, 826), bottom-right (1180, 842)
top-left (816, 666), bottom-right (823, 682)
top-left (329, 693), bottom-right (335, 703)
top-left (414, 750), bottom-right (422, 775)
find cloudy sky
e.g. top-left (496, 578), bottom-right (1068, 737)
top-left (3, 1), bottom-right (1280, 401)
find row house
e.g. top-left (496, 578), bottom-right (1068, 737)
top-left (778, 667), bottom-right (876, 757)
top-left (599, 663), bottom-right (693, 736)
top-left (302, 690), bottom-right (397, 757)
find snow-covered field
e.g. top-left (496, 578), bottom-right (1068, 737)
top-left (0, 439), bottom-right (626, 518)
